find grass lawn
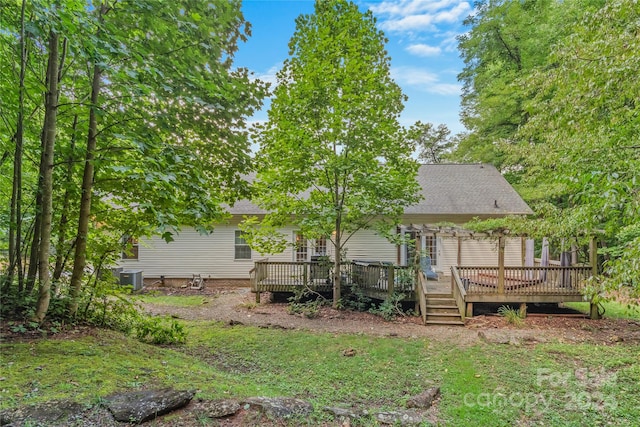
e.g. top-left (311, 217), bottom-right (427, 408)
top-left (1, 320), bottom-right (638, 426)
top-left (134, 293), bottom-right (212, 307)
top-left (565, 300), bottom-right (640, 320)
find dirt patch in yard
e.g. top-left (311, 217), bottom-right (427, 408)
top-left (2, 284), bottom-right (639, 427)
top-left (138, 284), bottom-right (640, 347)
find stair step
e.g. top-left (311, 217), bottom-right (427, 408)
top-left (426, 312), bottom-right (462, 317)
top-left (426, 298), bottom-right (456, 306)
top-left (425, 319), bottom-right (465, 326)
top-left (426, 310), bottom-right (460, 316)
top-left (426, 304), bottom-right (458, 310)
top-left (427, 293), bottom-right (453, 299)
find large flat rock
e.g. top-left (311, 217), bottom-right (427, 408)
top-left (105, 388), bottom-right (195, 423)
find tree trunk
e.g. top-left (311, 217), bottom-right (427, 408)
top-left (33, 30), bottom-right (60, 322)
top-left (332, 187), bottom-right (342, 308)
top-left (332, 229), bottom-right (341, 308)
top-left (53, 114), bottom-right (78, 286)
top-left (25, 152), bottom-right (44, 294)
top-left (68, 17), bottom-right (104, 316)
top-left (4, 0), bottom-right (27, 294)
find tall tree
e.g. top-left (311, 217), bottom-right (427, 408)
top-left (3, 0), bottom-right (28, 293)
top-left (33, 30), bottom-right (62, 322)
top-left (67, 1), bottom-right (107, 318)
top-left (510, 0), bottom-right (640, 294)
top-left (409, 121), bottom-right (453, 164)
top-left (248, 0), bottom-right (421, 306)
top-left (1, 0), bottom-right (268, 321)
top-left (453, 0), bottom-right (605, 167)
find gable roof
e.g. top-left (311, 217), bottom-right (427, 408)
top-left (229, 163), bottom-right (532, 216)
top-left (407, 163), bottom-right (533, 215)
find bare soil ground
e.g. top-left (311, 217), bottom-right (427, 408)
top-left (138, 284), bottom-right (640, 346)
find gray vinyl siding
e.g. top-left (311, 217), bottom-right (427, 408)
top-left (119, 224), bottom-right (523, 280)
top-left (119, 225), bottom-right (297, 279)
top-left (341, 229), bottom-right (396, 263)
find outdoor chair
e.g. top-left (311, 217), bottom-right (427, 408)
top-left (420, 256), bottom-right (439, 280)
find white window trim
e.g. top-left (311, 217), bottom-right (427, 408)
top-left (234, 230), bottom-right (252, 261)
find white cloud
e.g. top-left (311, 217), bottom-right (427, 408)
top-left (406, 43), bottom-right (441, 57)
top-left (369, 0), bottom-right (471, 33)
top-left (253, 63), bottom-right (281, 87)
top-left (392, 66), bottom-right (461, 95)
top-left (440, 30), bottom-right (463, 52)
top-left (370, 0), bottom-right (462, 17)
top-left (429, 82), bottom-right (463, 95)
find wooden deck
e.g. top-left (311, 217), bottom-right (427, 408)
top-left (250, 261), bottom-right (415, 303)
top-left (250, 261), bottom-right (599, 319)
top-left (453, 265), bottom-right (591, 303)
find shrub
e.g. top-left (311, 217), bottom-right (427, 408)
top-left (497, 305), bottom-right (524, 326)
top-left (287, 286), bottom-right (327, 319)
top-left (370, 292), bottom-right (407, 321)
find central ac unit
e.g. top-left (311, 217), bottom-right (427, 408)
top-left (120, 270), bottom-right (143, 291)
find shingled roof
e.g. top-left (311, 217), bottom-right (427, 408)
top-left (407, 163), bottom-right (532, 215)
top-left (228, 163), bottom-right (532, 216)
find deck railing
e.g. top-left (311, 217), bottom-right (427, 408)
top-left (450, 267), bottom-right (467, 319)
top-left (453, 265), bottom-right (592, 296)
top-left (250, 260), bottom-right (415, 298)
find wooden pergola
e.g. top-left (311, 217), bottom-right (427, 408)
top-left (406, 224), bottom-right (601, 320)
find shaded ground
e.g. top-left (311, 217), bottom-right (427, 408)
top-left (2, 284), bottom-right (639, 426)
top-left (138, 284), bottom-right (640, 346)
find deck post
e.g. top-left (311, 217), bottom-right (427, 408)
top-left (256, 292), bottom-right (260, 304)
top-left (519, 302), bottom-right (527, 318)
top-left (589, 238), bottom-right (598, 276)
top-left (466, 302), bottom-right (473, 317)
top-left (497, 235), bottom-right (505, 294)
top-left (589, 238), bottom-right (601, 319)
top-left (303, 263), bottom-right (308, 285)
top-left (387, 265), bottom-right (395, 298)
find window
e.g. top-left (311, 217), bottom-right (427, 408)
top-left (234, 230), bottom-right (251, 260)
top-left (294, 232), bottom-right (328, 261)
top-left (424, 236), bottom-right (438, 266)
top-left (122, 236), bottom-right (139, 260)
top-left (294, 232), bottom-right (308, 262)
top-left (314, 236), bottom-right (327, 256)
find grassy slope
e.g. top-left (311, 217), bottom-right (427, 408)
top-left (1, 322), bottom-right (639, 426)
top-left (565, 301), bottom-right (640, 320)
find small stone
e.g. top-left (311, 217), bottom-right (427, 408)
top-left (342, 348), bottom-right (356, 357)
top-left (375, 410), bottom-right (424, 426)
top-left (324, 406), bottom-right (362, 419)
top-left (199, 399), bottom-right (241, 418)
top-left (242, 397), bottom-right (313, 419)
top-left (610, 335), bottom-right (624, 343)
top-left (406, 386), bottom-right (440, 409)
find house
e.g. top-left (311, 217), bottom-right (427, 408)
top-left (118, 163), bottom-right (533, 285)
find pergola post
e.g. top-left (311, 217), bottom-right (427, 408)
top-left (589, 237), bottom-right (601, 320)
top-left (497, 235), bottom-right (505, 294)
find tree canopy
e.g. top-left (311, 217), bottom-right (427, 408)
top-left (0, 0), bottom-right (268, 321)
top-left (246, 0), bottom-right (421, 306)
top-left (454, 0), bottom-right (605, 167)
top-left (455, 0), bottom-right (639, 296)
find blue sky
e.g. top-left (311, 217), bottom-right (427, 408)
top-left (233, 0), bottom-right (472, 135)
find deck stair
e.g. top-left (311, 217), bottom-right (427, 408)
top-left (424, 293), bottom-right (464, 326)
